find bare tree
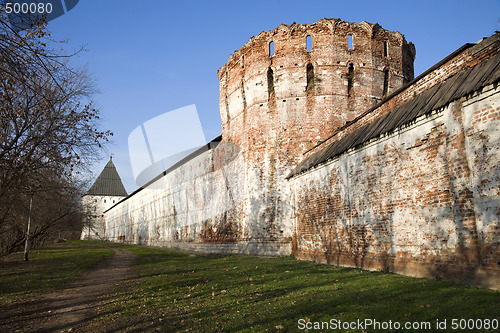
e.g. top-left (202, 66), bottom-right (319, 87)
top-left (0, 8), bottom-right (111, 254)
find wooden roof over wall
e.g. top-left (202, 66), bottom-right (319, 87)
top-left (288, 44), bottom-right (500, 179)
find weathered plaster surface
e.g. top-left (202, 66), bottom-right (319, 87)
top-left (216, 19), bottom-right (413, 250)
top-left (104, 142), bottom-right (292, 256)
top-left (100, 20), bottom-right (499, 288)
top-left (291, 85), bottom-right (499, 288)
top-left (81, 195), bottom-right (125, 240)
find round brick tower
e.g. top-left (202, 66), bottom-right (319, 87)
top-left (217, 18), bottom-right (415, 253)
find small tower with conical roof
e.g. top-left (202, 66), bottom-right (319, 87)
top-left (80, 156), bottom-right (128, 240)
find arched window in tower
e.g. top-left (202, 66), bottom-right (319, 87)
top-left (306, 35), bottom-right (312, 51)
top-left (348, 34), bottom-right (353, 50)
top-left (269, 41), bottom-right (274, 57)
top-left (347, 63), bottom-right (354, 96)
top-left (383, 69), bottom-right (389, 96)
top-left (383, 40), bottom-right (388, 57)
top-left (241, 55), bottom-right (244, 68)
top-left (306, 63), bottom-right (314, 93)
top-left (267, 67), bottom-right (275, 100)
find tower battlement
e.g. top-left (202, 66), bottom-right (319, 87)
top-left (215, 19), bottom-right (415, 243)
top-left (218, 18), bottom-right (415, 150)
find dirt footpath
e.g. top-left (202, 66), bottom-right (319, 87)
top-left (0, 248), bottom-right (136, 332)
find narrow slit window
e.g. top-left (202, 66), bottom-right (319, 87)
top-left (383, 69), bottom-right (389, 96)
top-left (347, 63), bottom-right (354, 96)
top-left (306, 35), bottom-right (312, 51)
top-left (383, 40), bottom-right (388, 57)
top-left (348, 34), bottom-right (353, 50)
top-left (306, 63), bottom-right (314, 92)
top-left (269, 41), bottom-right (274, 57)
top-left (267, 67), bottom-right (274, 99)
top-left (241, 55), bottom-right (244, 68)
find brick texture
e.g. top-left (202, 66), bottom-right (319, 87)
top-left (292, 83), bottom-right (499, 289)
top-left (102, 19), bottom-right (499, 288)
top-left (217, 19), bottom-right (415, 246)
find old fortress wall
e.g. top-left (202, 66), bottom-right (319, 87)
top-left (103, 19), bottom-right (499, 288)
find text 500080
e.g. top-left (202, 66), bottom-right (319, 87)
top-left (5, 2), bottom-right (53, 14)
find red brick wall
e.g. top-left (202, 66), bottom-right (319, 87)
top-left (305, 34), bottom-right (499, 159)
top-left (292, 84), bottom-right (500, 288)
top-left (217, 19), bottom-right (415, 244)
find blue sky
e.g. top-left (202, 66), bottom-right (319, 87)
top-left (46, 0), bottom-right (500, 193)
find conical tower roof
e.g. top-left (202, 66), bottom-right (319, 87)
top-left (87, 157), bottom-right (128, 196)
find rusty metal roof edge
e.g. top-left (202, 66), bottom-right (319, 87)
top-left (287, 53), bottom-right (500, 179)
top-left (302, 42), bottom-right (476, 156)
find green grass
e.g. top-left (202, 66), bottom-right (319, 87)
top-left (89, 245), bottom-right (500, 332)
top-left (0, 240), bottom-right (115, 303)
top-left (0, 242), bottom-right (498, 332)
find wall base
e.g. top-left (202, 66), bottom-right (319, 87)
top-left (295, 251), bottom-right (500, 290)
top-left (117, 239), bottom-right (292, 257)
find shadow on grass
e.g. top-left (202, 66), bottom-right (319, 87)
top-left (2, 242), bottom-right (496, 332)
top-left (0, 243), bottom-right (115, 299)
top-left (84, 246), bottom-right (499, 332)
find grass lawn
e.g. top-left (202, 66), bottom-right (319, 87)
top-left (90, 245), bottom-right (499, 332)
top-left (1, 241), bottom-right (498, 332)
top-left (0, 240), bottom-right (115, 303)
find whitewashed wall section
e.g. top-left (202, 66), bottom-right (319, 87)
top-left (290, 84), bottom-right (499, 288)
top-left (104, 142), bottom-right (246, 247)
